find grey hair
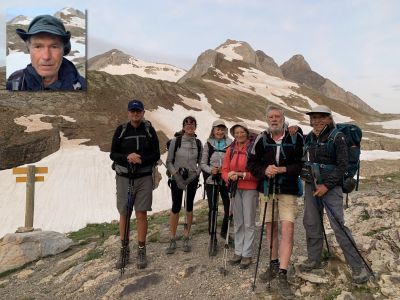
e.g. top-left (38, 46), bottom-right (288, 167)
top-left (266, 105), bottom-right (284, 116)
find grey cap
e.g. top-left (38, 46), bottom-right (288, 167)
top-left (230, 122), bottom-right (249, 136)
top-left (212, 119), bottom-right (226, 127)
top-left (16, 15), bottom-right (71, 55)
top-left (306, 105), bottom-right (332, 115)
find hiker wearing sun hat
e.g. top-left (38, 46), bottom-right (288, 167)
top-left (6, 14), bottom-right (86, 91)
top-left (201, 119), bottom-right (233, 256)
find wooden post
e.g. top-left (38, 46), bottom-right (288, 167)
top-left (13, 165), bottom-right (47, 232)
top-left (25, 165), bottom-right (35, 228)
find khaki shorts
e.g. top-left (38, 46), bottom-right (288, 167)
top-left (116, 175), bottom-right (153, 214)
top-left (259, 193), bottom-right (298, 223)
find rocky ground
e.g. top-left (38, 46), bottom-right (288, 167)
top-left (0, 174), bottom-right (399, 300)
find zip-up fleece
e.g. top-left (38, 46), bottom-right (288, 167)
top-left (222, 140), bottom-right (257, 190)
top-left (247, 129), bottom-right (303, 195)
top-left (201, 137), bottom-right (232, 185)
top-left (110, 121), bottom-right (160, 178)
top-left (167, 135), bottom-right (202, 177)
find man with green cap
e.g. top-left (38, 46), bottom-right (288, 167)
top-left (6, 14), bottom-right (86, 91)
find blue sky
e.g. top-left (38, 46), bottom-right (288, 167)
top-left (1, 0), bottom-right (399, 113)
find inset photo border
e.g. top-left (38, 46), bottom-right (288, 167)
top-left (5, 7), bottom-right (86, 91)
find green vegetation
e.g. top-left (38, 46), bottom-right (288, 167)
top-left (364, 226), bottom-right (391, 237)
top-left (324, 288), bottom-right (342, 300)
top-left (360, 209), bottom-right (371, 221)
top-left (67, 222), bottom-right (122, 244)
top-left (84, 249), bottom-right (103, 262)
top-left (353, 285), bottom-right (378, 295)
top-left (322, 249), bottom-right (331, 261)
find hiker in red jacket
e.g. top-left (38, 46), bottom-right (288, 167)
top-left (222, 122), bottom-right (258, 269)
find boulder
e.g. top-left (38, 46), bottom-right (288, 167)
top-left (0, 230), bottom-right (73, 273)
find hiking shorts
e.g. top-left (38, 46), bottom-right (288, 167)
top-left (116, 175), bottom-right (153, 214)
top-left (259, 193), bottom-right (298, 223)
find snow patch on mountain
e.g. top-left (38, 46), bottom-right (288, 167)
top-left (8, 15), bottom-right (32, 25)
top-left (14, 114), bottom-right (76, 132)
top-left (216, 41), bottom-right (243, 61)
top-left (367, 120), bottom-right (400, 129)
top-left (361, 150), bottom-right (400, 161)
top-left (99, 57), bottom-right (185, 82)
top-left (364, 131), bottom-right (400, 140)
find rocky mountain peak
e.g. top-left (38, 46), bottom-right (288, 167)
top-left (7, 15), bottom-right (32, 25)
top-left (281, 54), bottom-right (312, 73)
top-left (54, 7), bottom-right (85, 28)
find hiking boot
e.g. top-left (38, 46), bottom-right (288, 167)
top-left (136, 246), bottom-right (147, 269)
top-left (299, 259), bottom-right (321, 272)
top-left (239, 257), bottom-right (252, 269)
top-left (352, 267), bottom-right (370, 284)
top-left (182, 236), bottom-right (192, 252)
top-left (277, 271), bottom-right (294, 299)
top-left (229, 254), bottom-right (242, 265)
top-left (165, 238), bottom-right (177, 255)
top-left (116, 247), bottom-right (130, 269)
top-left (259, 262), bottom-right (280, 282)
top-left (209, 237), bottom-right (218, 257)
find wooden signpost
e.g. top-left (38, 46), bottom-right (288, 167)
top-left (12, 165), bottom-right (48, 231)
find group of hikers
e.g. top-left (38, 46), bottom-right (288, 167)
top-left (110, 99), bottom-right (371, 298)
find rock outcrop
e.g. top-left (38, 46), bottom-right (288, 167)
top-left (0, 230), bottom-right (73, 273)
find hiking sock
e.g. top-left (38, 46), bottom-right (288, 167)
top-left (138, 241), bottom-right (145, 247)
top-left (271, 259), bottom-right (279, 266)
top-left (279, 268), bottom-right (287, 275)
top-left (121, 239), bottom-right (129, 247)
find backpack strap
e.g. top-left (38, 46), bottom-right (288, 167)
top-left (118, 122), bottom-right (129, 139)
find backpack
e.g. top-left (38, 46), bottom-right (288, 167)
top-left (111, 120), bottom-right (157, 182)
top-left (305, 123), bottom-right (362, 194)
top-left (261, 131), bottom-right (304, 197)
top-left (202, 141), bottom-right (228, 184)
top-left (166, 135), bottom-right (202, 177)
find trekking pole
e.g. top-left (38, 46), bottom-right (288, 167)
top-left (183, 186), bottom-right (188, 231)
top-left (221, 179), bottom-right (238, 276)
top-left (267, 177), bottom-right (276, 289)
top-left (121, 164), bottom-right (135, 277)
top-left (252, 179), bottom-right (269, 291)
top-left (322, 199), bottom-right (374, 277)
top-left (209, 177), bottom-right (219, 257)
top-left (310, 169), bottom-right (331, 256)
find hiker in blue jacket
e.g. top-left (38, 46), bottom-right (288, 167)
top-left (300, 105), bottom-right (370, 284)
top-left (6, 15), bottom-right (86, 91)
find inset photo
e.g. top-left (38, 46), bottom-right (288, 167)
top-left (6, 7), bottom-right (86, 91)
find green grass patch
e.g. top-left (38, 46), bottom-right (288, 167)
top-left (364, 226), bottom-right (390, 237)
top-left (353, 285), bottom-right (377, 294)
top-left (324, 288), bottom-right (342, 300)
top-left (68, 222), bottom-right (122, 243)
top-left (84, 249), bottom-right (103, 262)
top-left (360, 210), bottom-right (371, 221)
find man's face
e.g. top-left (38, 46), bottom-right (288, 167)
top-left (267, 109), bottom-right (285, 133)
top-left (310, 113), bottom-right (331, 135)
top-left (28, 33), bottom-right (64, 80)
top-left (128, 109), bottom-right (145, 123)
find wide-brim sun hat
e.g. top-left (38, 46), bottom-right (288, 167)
top-left (230, 122), bottom-right (249, 136)
top-left (16, 15), bottom-right (71, 55)
top-left (306, 105), bottom-right (332, 115)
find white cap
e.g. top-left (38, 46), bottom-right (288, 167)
top-left (306, 105), bottom-right (332, 115)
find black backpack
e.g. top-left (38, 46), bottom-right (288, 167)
top-left (111, 120), bottom-right (154, 174)
top-left (305, 123), bottom-right (362, 194)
